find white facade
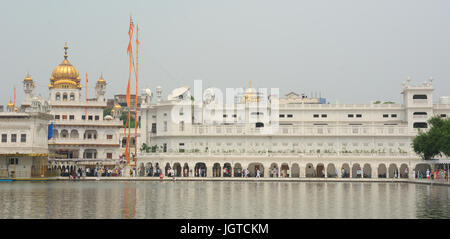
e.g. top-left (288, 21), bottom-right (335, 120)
top-left (137, 78), bottom-right (450, 178)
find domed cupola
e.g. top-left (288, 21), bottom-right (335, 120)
top-left (48, 42), bottom-right (81, 89)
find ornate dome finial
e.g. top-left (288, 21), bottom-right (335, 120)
top-left (64, 42), bottom-right (68, 59)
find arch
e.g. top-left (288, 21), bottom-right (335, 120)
top-left (84, 130), bottom-right (98, 140)
top-left (145, 162), bottom-right (153, 176)
top-left (291, 163), bottom-right (300, 178)
top-left (233, 163), bottom-right (242, 177)
top-left (154, 162), bottom-right (161, 177)
top-left (341, 163), bottom-right (350, 178)
top-left (53, 129), bottom-right (59, 138)
top-left (399, 164), bottom-right (409, 178)
top-left (195, 163), bottom-right (206, 177)
top-left (165, 163), bottom-right (171, 176)
top-left (280, 163), bottom-right (289, 178)
top-left (70, 129), bottom-right (79, 139)
top-left (183, 163), bottom-right (189, 177)
top-left (316, 163), bottom-right (325, 177)
top-left (363, 164), bottom-right (372, 178)
top-left (352, 163), bottom-right (362, 178)
top-left (63, 93), bottom-right (68, 101)
top-left (248, 163), bottom-right (264, 177)
top-left (414, 163), bottom-right (431, 179)
top-left (83, 149), bottom-right (97, 159)
top-left (269, 163), bottom-right (279, 177)
top-left (378, 164), bottom-right (387, 178)
top-left (70, 93), bottom-right (75, 101)
top-left (326, 163), bottom-right (337, 178)
top-left (388, 163), bottom-right (398, 178)
top-left (223, 163), bottom-right (232, 177)
top-left (55, 92), bottom-right (61, 101)
top-left (60, 129), bottom-right (69, 138)
top-left (173, 163), bottom-right (182, 177)
top-left (213, 163), bottom-right (222, 177)
top-left (305, 163), bottom-right (315, 177)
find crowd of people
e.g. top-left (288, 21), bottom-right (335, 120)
top-left (414, 168), bottom-right (449, 180)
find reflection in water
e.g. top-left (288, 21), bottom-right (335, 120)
top-left (0, 181), bottom-right (449, 219)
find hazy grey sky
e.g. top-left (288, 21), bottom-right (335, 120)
top-left (1, 0), bottom-right (449, 105)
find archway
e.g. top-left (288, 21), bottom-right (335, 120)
top-left (388, 164), bottom-right (398, 178)
top-left (341, 163), bottom-right (350, 178)
top-left (352, 163), bottom-right (362, 178)
top-left (223, 163), bottom-right (232, 177)
top-left (269, 163), bottom-right (279, 177)
top-left (183, 163), bottom-right (189, 177)
top-left (173, 163), bottom-right (182, 177)
top-left (233, 163), bottom-right (242, 177)
top-left (139, 162), bottom-right (145, 176)
top-left (248, 163), bottom-right (264, 177)
top-left (70, 130), bottom-right (79, 139)
top-left (195, 163), bottom-right (206, 177)
top-left (305, 163), bottom-right (315, 177)
top-left (165, 163), bottom-right (171, 176)
top-left (213, 163), bottom-right (221, 177)
top-left (414, 163), bottom-right (431, 179)
top-left (154, 162), bottom-right (161, 176)
top-left (291, 163), bottom-right (300, 178)
top-left (378, 164), bottom-right (387, 178)
top-left (316, 163), bottom-right (325, 177)
top-left (363, 164), bottom-right (372, 178)
top-left (326, 164), bottom-right (337, 178)
top-left (281, 163), bottom-right (289, 178)
top-left (399, 164), bottom-right (409, 178)
top-left (145, 163), bottom-right (153, 176)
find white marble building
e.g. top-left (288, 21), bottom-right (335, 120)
top-left (21, 43), bottom-right (123, 170)
top-left (137, 77), bottom-right (450, 179)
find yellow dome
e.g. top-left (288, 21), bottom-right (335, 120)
top-left (114, 104), bottom-right (122, 109)
top-left (24, 73), bottom-right (33, 82)
top-left (7, 101), bottom-right (14, 107)
top-left (49, 43), bottom-right (81, 89)
top-left (98, 74), bottom-right (106, 83)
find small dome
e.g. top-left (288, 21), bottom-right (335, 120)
top-left (104, 115), bottom-right (113, 120)
top-left (114, 104), bottom-right (122, 109)
top-left (24, 73), bottom-right (33, 82)
top-left (6, 101), bottom-right (14, 107)
top-left (98, 74), bottom-right (106, 83)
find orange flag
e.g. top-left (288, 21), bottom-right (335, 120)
top-left (13, 86), bottom-right (16, 106)
top-left (134, 24), bottom-right (140, 164)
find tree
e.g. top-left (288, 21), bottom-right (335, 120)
top-left (412, 116), bottom-right (450, 160)
top-left (103, 108), bottom-right (112, 117)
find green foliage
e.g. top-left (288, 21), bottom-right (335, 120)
top-left (373, 101), bottom-right (381, 104)
top-left (412, 116), bottom-right (450, 160)
top-left (103, 108), bottom-right (112, 117)
top-left (120, 112), bottom-right (140, 128)
top-left (383, 101), bottom-right (395, 104)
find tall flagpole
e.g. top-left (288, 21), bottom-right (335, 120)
top-left (85, 73), bottom-right (88, 120)
top-left (126, 16), bottom-right (134, 167)
top-left (134, 24), bottom-right (140, 167)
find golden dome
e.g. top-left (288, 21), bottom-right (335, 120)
top-left (24, 73), bottom-right (33, 82)
top-left (114, 104), bottom-right (122, 109)
top-left (49, 43), bottom-right (81, 89)
top-left (7, 101), bottom-right (14, 107)
top-left (97, 73), bottom-right (106, 83)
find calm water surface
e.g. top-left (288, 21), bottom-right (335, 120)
top-left (0, 181), bottom-right (449, 219)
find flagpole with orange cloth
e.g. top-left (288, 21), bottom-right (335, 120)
top-left (134, 24), bottom-right (140, 167)
top-left (126, 16), bottom-right (135, 166)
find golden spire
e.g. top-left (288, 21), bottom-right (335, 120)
top-left (64, 42), bottom-right (68, 59)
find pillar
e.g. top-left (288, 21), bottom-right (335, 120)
top-left (207, 164), bottom-right (213, 178)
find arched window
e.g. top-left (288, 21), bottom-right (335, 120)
top-left (70, 93), bottom-right (75, 101)
top-left (60, 130), bottom-right (69, 138)
top-left (63, 93), bottom-right (68, 101)
top-left (70, 130), bottom-right (79, 139)
top-left (56, 93), bottom-right (61, 101)
top-left (413, 122), bottom-right (428, 128)
top-left (413, 95), bottom-right (427, 99)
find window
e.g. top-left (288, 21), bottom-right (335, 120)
top-left (413, 122), bottom-right (428, 128)
top-left (1, 134), bottom-right (6, 143)
top-left (70, 94), bottom-right (75, 101)
top-left (232, 114), bottom-right (237, 118)
top-left (11, 134), bottom-right (16, 143)
top-left (356, 114), bottom-right (362, 118)
top-left (163, 113), bottom-right (167, 117)
top-left (54, 115), bottom-right (60, 120)
top-left (106, 135), bottom-right (113, 140)
top-left (106, 153), bottom-right (112, 159)
top-left (223, 114), bottom-right (227, 118)
top-left (151, 123), bottom-right (157, 133)
top-left (383, 114), bottom-right (389, 118)
top-left (164, 121), bottom-right (167, 132)
top-left (69, 115), bottom-right (75, 120)
top-left (179, 121), bottom-right (185, 131)
top-left (82, 115), bottom-right (86, 120)
top-left (348, 114), bottom-right (354, 118)
top-left (55, 93), bottom-right (61, 101)
top-left (95, 115), bottom-right (100, 121)
top-left (10, 158), bottom-right (18, 165)
top-left (313, 114), bottom-right (319, 118)
top-left (440, 114), bottom-right (447, 118)
top-left (391, 114), bottom-right (397, 118)
top-left (62, 115), bottom-right (67, 120)
top-left (20, 134), bottom-right (26, 143)
top-left (287, 114), bottom-right (293, 118)
top-left (88, 116), bottom-right (93, 121)
top-left (321, 114), bottom-right (327, 118)
top-left (279, 114), bottom-right (285, 118)
top-left (413, 94), bottom-right (427, 99)
top-left (413, 112), bottom-right (427, 116)
top-left (63, 93), bottom-right (68, 101)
